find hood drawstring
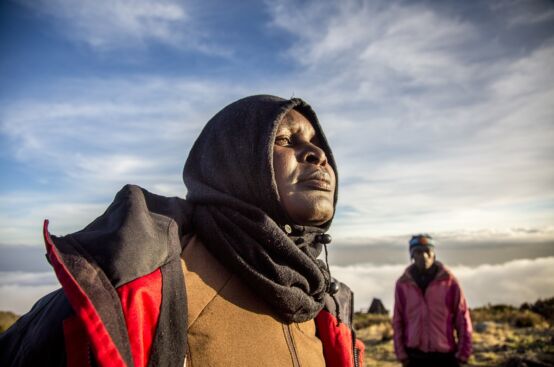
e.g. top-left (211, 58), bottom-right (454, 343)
top-left (317, 234), bottom-right (342, 326)
top-left (286, 226), bottom-right (342, 325)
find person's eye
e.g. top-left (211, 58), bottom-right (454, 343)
top-left (275, 135), bottom-right (292, 146)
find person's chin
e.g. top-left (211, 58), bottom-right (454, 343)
top-left (306, 196), bottom-right (335, 225)
top-left (299, 212), bottom-right (333, 226)
top-left (288, 199), bottom-right (334, 226)
top-left (301, 190), bottom-right (333, 208)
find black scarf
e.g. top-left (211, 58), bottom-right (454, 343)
top-left (183, 95), bottom-right (338, 323)
top-left (410, 263), bottom-right (439, 294)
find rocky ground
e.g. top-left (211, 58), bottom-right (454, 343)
top-left (354, 299), bottom-right (554, 367)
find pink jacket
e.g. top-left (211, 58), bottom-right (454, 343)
top-left (392, 262), bottom-right (472, 362)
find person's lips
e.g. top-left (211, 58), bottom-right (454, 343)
top-left (297, 170), bottom-right (333, 191)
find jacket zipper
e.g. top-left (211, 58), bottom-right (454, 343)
top-left (414, 281), bottom-right (432, 351)
top-left (87, 342), bottom-right (93, 367)
top-left (350, 291), bottom-right (360, 367)
top-left (352, 329), bottom-right (360, 367)
top-left (282, 324), bottom-right (301, 367)
top-left (424, 282), bottom-right (436, 351)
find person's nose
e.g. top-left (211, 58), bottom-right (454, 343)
top-left (301, 142), bottom-right (327, 166)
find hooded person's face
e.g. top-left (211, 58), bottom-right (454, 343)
top-left (273, 109), bottom-right (336, 226)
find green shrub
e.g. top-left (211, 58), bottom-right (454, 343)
top-left (529, 297), bottom-right (554, 324)
top-left (513, 311), bottom-right (545, 328)
top-left (470, 305), bottom-right (545, 328)
top-left (353, 312), bottom-right (391, 330)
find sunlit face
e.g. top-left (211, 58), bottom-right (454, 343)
top-left (273, 109), bottom-right (336, 226)
top-left (412, 247), bottom-right (435, 271)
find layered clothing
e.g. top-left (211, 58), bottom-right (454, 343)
top-left (392, 262), bottom-right (472, 363)
top-left (1, 95), bottom-right (364, 367)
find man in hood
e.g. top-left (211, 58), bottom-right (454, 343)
top-left (0, 95), bottom-right (364, 367)
top-left (393, 234), bottom-right (472, 367)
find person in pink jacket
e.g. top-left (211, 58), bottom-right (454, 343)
top-left (392, 234), bottom-right (472, 367)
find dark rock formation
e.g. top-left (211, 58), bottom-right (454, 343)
top-left (367, 298), bottom-right (388, 315)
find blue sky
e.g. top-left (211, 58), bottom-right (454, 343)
top-left (0, 0), bottom-right (553, 311)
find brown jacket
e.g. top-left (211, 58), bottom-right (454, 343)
top-left (182, 235), bottom-right (326, 367)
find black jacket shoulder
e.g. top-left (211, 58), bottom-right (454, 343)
top-left (0, 289), bottom-right (72, 367)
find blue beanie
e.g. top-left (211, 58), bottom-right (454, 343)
top-left (409, 234), bottom-right (435, 255)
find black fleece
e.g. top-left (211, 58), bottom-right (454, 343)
top-left (184, 95), bottom-right (339, 323)
top-left (409, 263), bottom-right (439, 294)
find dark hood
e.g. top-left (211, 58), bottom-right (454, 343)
top-left (181, 95), bottom-right (337, 322)
top-left (183, 94), bottom-right (338, 230)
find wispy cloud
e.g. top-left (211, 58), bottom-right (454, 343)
top-left (268, 0), bottom-right (481, 103)
top-left (0, 193), bottom-right (108, 245)
top-left (332, 257), bottom-right (554, 312)
top-left (1, 0), bottom-right (552, 246)
top-left (1, 76), bottom-right (246, 179)
top-left (491, 0), bottom-right (554, 27)
top-left (266, 0), bottom-right (554, 237)
top-left (0, 77), bottom-right (250, 244)
top-left (16, 0), bottom-right (228, 54)
top-left (509, 8), bottom-right (554, 26)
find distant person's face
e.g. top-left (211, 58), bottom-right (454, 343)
top-left (273, 109), bottom-right (336, 226)
top-left (412, 247), bottom-right (435, 271)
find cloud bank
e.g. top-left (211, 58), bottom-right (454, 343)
top-left (0, 272), bottom-right (58, 314)
top-left (332, 256), bottom-right (554, 312)
top-left (2, 257), bottom-right (553, 315)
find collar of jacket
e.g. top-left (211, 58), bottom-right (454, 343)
top-left (44, 184), bottom-right (190, 367)
top-left (398, 261), bottom-right (452, 285)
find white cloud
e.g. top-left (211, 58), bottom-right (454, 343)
top-left (268, 0), bottom-right (480, 105)
top-left (0, 76), bottom-right (246, 178)
top-left (3, 257), bottom-right (553, 315)
top-left (265, 0), bottom-right (554, 237)
top-left (22, 0), bottom-right (185, 46)
top-left (492, 41), bottom-right (554, 98)
top-left (332, 257), bottom-right (554, 312)
top-left (510, 8), bottom-right (554, 26)
top-left (331, 226), bottom-right (554, 249)
top-left (0, 76), bottom-right (251, 245)
top-left (1, 0), bottom-right (553, 248)
top-left (436, 227), bottom-right (554, 245)
top-left (0, 271), bottom-right (57, 287)
top-left (0, 272), bottom-right (58, 314)
top-left (17, 0), bottom-right (227, 54)
top-left (0, 196), bottom-right (108, 245)
top-left (492, 0), bottom-right (554, 27)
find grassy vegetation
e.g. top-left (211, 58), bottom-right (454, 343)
top-left (0, 311), bottom-right (19, 333)
top-left (471, 304), bottom-right (548, 328)
top-left (2, 297), bottom-right (554, 366)
top-left (354, 313), bottom-right (392, 330)
top-left (522, 298), bottom-right (554, 324)
top-left (355, 297), bottom-right (554, 367)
